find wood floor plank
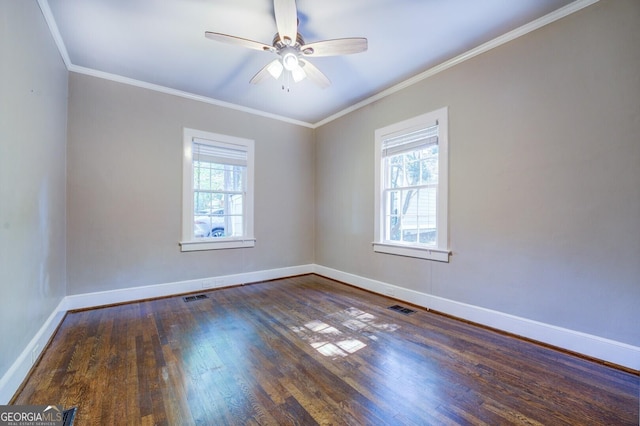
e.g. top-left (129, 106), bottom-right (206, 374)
top-left (12, 274), bottom-right (639, 425)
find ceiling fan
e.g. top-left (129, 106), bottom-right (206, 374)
top-left (205, 0), bottom-right (367, 89)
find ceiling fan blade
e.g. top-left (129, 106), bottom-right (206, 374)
top-left (273, 0), bottom-right (298, 45)
top-left (299, 59), bottom-right (330, 89)
top-left (205, 32), bottom-right (274, 52)
top-left (250, 59), bottom-right (282, 84)
top-left (301, 38), bottom-right (368, 57)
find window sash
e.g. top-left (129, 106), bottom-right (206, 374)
top-left (192, 145), bottom-right (247, 239)
top-left (381, 124), bottom-right (439, 248)
top-left (383, 185), bottom-right (438, 246)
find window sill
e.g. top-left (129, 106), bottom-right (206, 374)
top-left (373, 242), bottom-right (450, 262)
top-left (180, 238), bottom-right (256, 252)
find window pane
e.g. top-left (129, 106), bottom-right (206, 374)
top-left (417, 188), bottom-right (437, 247)
top-left (420, 146), bottom-right (438, 185)
top-left (401, 189), bottom-right (416, 216)
top-left (228, 193), bottom-right (243, 215)
top-left (194, 191), bottom-right (216, 213)
top-left (404, 154), bottom-right (420, 186)
top-left (227, 215), bottom-right (244, 237)
top-left (383, 185), bottom-right (438, 246)
top-left (194, 208), bottom-right (225, 238)
top-left (223, 166), bottom-right (244, 191)
top-left (402, 228), bottom-right (418, 243)
top-left (193, 193), bottom-right (245, 239)
top-left (385, 212), bottom-right (400, 241)
top-left (194, 161), bottom-right (225, 191)
top-left (193, 162), bottom-right (247, 192)
top-left (419, 229), bottom-right (437, 245)
top-left (385, 190), bottom-right (401, 241)
top-left (388, 157), bottom-right (403, 189)
top-left (222, 193), bottom-right (244, 236)
top-left (386, 190), bottom-right (400, 216)
top-left (417, 188), bottom-right (437, 229)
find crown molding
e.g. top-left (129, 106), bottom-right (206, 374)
top-left (67, 64), bottom-right (315, 128)
top-left (37, 0), bottom-right (70, 68)
top-left (38, 0), bottom-right (599, 129)
top-left (314, 0), bottom-right (600, 127)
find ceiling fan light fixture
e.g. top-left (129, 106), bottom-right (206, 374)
top-left (282, 52), bottom-right (299, 71)
top-left (267, 60), bottom-right (284, 79)
top-left (291, 65), bottom-right (306, 82)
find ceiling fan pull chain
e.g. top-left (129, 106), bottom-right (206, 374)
top-left (282, 70), bottom-right (291, 92)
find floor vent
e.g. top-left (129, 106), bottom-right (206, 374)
top-left (183, 294), bottom-right (209, 302)
top-left (388, 304), bottom-right (417, 315)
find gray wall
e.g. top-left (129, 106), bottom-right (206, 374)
top-left (0, 1), bottom-right (68, 378)
top-left (315, 0), bottom-right (640, 346)
top-left (66, 74), bottom-right (315, 294)
top-left (2, 0), bottom-right (638, 388)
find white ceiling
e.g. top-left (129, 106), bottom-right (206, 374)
top-left (44, 0), bottom-right (580, 126)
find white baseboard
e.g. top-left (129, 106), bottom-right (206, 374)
top-left (2, 262), bottom-right (637, 404)
top-left (0, 264), bottom-right (313, 403)
top-left (313, 265), bottom-right (640, 371)
top-left (0, 299), bottom-right (67, 404)
top-left (63, 264), bottom-right (314, 311)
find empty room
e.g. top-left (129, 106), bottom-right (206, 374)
top-left (1, 0), bottom-right (638, 424)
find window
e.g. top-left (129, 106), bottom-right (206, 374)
top-left (373, 107), bottom-right (449, 262)
top-left (180, 128), bottom-right (255, 252)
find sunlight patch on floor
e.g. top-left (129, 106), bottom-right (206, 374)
top-left (290, 307), bottom-right (399, 359)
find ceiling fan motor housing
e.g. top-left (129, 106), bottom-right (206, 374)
top-left (272, 32), bottom-right (306, 50)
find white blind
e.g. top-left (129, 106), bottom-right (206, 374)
top-left (193, 138), bottom-right (247, 166)
top-left (382, 124), bottom-right (438, 157)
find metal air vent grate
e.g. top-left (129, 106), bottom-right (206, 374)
top-left (387, 304), bottom-right (417, 315)
top-left (183, 294), bottom-right (209, 302)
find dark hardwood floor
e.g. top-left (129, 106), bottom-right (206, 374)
top-left (13, 274), bottom-right (639, 425)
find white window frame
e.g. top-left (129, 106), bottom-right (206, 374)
top-left (373, 107), bottom-right (450, 262)
top-left (180, 128), bottom-right (255, 252)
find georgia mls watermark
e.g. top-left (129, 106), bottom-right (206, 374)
top-left (0, 405), bottom-right (64, 426)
